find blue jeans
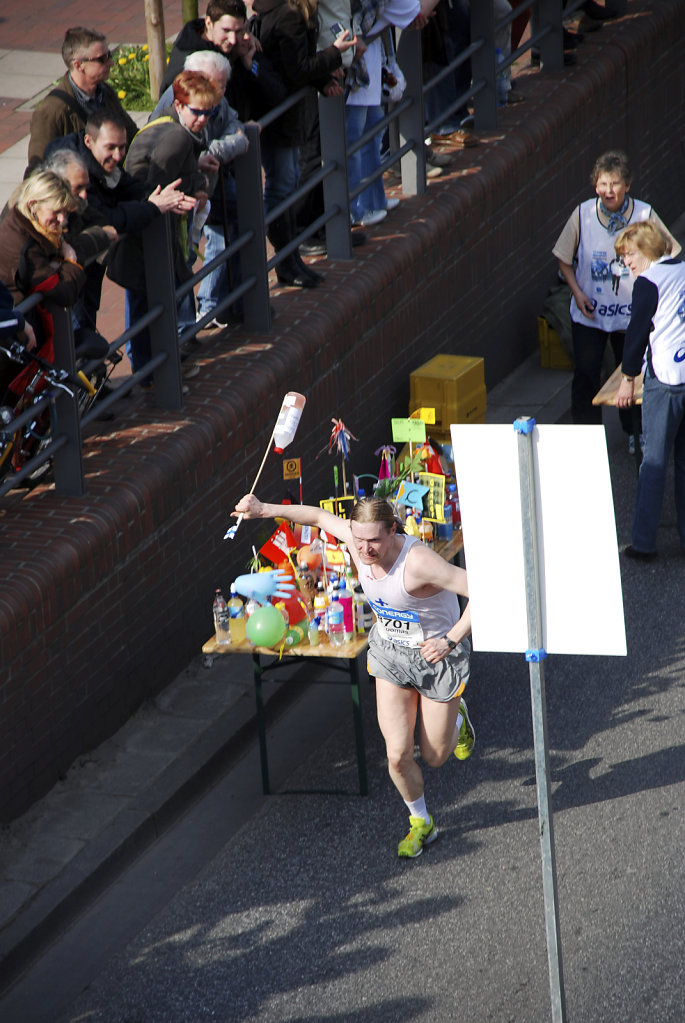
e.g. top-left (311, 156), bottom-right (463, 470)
top-left (197, 221), bottom-right (239, 318)
top-left (260, 140), bottom-right (300, 214)
top-left (632, 371), bottom-right (685, 552)
top-left (125, 289), bottom-right (151, 376)
top-left (125, 283), bottom-right (194, 374)
top-left (345, 104), bottom-right (387, 221)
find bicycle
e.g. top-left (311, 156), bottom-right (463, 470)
top-left (0, 340), bottom-right (116, 488)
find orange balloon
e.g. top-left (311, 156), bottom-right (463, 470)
top-left (297, 544), bottom-right (322, 570)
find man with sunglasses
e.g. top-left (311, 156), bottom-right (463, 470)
top-left (27, 27), bottom-right (138, 175)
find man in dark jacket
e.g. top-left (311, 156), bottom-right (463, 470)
top-left (27, 26), bottom-right (138, 175)
top-left (161, 0), bottom-right (284, 123)
top-left (44, 111), bottom-right (191, 329)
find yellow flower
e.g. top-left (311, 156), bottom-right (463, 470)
top-left (143, 54), bottom-right (149, 62)
top-left (142, 43), bottom-right (149, 52)
top-left (128, 52), bottom-right (136, 60)
top-left (118, 57), bottom-right (127, 65)
top-left (118, 90), bottom-right (126, 100)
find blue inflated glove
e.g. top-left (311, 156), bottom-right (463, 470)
top-left (232, 571), bottom-right (296, 603)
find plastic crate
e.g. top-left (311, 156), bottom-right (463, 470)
top-left (409, 354), bottom-right (486, 431)
top-left (538, 317), bottom-right (573, 370)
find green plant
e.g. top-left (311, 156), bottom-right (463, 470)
top-left (108, 43), bottom-right (172, 110)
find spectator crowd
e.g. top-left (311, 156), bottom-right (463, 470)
top-left (0, 2), bottom-right (522, 401)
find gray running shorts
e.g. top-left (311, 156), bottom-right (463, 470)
top-left (367, 625), bottom-right (471, 703)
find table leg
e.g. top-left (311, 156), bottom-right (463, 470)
top-left (349, 656), bottom-right (368, 796)
top-left (253, 653), bottom-right (270, 794)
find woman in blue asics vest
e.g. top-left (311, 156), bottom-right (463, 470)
top-left (615, 221), bottom-right (685, 560)
top-left (553, 150), bottom-right (680, 431)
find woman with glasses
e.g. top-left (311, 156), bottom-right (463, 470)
top-left (116, 72), bottom-right (222, 380)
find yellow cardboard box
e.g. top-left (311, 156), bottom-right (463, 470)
top-left (538, 317), bottom-right (573, 370)
top-left (409, 354), bottom-right (486, 431)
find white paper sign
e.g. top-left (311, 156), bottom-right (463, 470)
top-left (451, 423), bottom-right (626, 657)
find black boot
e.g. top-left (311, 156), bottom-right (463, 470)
top-left (268, 211), bottom-right (322, 288)
top-left (276, 252), bottom-right (319, 288)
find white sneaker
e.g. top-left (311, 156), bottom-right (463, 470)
top-left (353, 209), bottom-right (387, 227)
top-left (385, 197), bottom-right (400, 211)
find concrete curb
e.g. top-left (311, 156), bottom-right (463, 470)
top-left (0, 678), bottom-right (306, 995)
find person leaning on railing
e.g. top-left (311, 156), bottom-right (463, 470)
top-left (113, 71), bottom-right (221, 380)
top-left (251, 0), bottom-right (357, 288)
top-left (0, 171), bottom-right (85, 399)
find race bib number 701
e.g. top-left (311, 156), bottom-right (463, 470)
top-left (368, 598), bottom-right (424, 647)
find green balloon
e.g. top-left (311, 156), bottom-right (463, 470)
top-left (246, 604), bottom-right (287, 647)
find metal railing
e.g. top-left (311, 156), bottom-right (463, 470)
top-left (0, 0), bottom-right (571, 499)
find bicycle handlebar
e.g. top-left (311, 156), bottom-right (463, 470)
top-left (0, 340), bottom-right (92, 395)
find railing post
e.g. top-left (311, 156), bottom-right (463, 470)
top-left (318, 91), bottom-right (353, 260)
top-left (142, 213), bottom-right (183, 411)
top-left (51, 305), bottom-right (85, 497)
top-left (234, 123), bottom-right (271, 333)
top-left (396, 29), bottom-right (425, 196)
top-left (470, 1), bottom-right (497, 131)
top-left (534, 0), bottom-right (564, 73)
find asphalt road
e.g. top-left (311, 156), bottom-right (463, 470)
top-left (2, 412), bottom-right (685, 1023)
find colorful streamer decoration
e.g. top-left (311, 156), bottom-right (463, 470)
top-left (328, 418), bottom-right (358, 460)
top-left (374, 445), bottom-right (396, 481)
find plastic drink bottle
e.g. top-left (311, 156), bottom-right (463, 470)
top-left (437, 502), bottom-right (453, 541)
top-left (273, 392), bottom-right (306, 453)
top-left (314, 585), bottom-right (328, 631)
top-left (419, 516), bottom-right (434, 548)
top-left (228, 584), bottom-right (246, 643)
top-left (452, 491), bottom-right (461, 527)
top-left (213, 589), bottom-right (230, 646)
top-left (328, 596), bottom-right (344, 646)
top-left (308, 617), bottom-right (320, 647)
top-left (285, 622), bottom-right (307, 647)
top-left (354, 587), bottom-right (374, 634)
top-left (336, 579), bottom-right (354, 640)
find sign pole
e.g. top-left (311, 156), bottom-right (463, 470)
top-left (514, 417), bottom-right (567, 1023)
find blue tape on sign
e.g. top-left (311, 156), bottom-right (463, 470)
top-left (514, 417), bottom-right (536, 434)
top-left (525, 648), bottom-right (548, 662)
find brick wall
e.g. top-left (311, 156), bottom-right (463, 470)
top-left (1, 0), bottom-right (684, 821)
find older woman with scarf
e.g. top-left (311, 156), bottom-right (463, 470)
top-left (553, 150), bottom-right (680, 439)
top-left (0, 170), bottom-right (84, 399)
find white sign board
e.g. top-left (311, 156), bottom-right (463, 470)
top-left (451, 424), bottom-right (626, 657)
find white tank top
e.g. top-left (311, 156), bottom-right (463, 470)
top-left (640, 260), bottom-right (685, 385)
top-left (358, 534), bottom-right (462, 647)
top-left (572, 197), bottom-right (652, 332)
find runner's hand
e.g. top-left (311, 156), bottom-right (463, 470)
top-left (234, 494), bottom-right (264, 518)
top-left (420, 636), bottom-right (452, 663)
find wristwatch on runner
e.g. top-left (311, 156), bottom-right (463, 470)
top-left (443, 636), bottom-right (457, 651)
